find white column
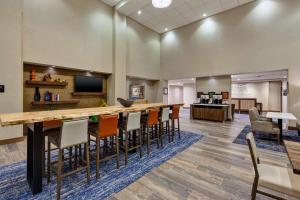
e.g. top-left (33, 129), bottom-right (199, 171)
top-left (108, 10), bottom-right (127, 105)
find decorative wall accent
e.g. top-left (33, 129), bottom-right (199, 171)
top-left (129, 84), bottom-right (145, 99)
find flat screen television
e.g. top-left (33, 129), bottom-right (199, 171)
top-left (74, 75), bottom-right (103, 93)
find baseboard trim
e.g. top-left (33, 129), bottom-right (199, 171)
top-left (0, 136), bottom-right (26, 145)
top-left (288, 126), bottom-right (298, 131)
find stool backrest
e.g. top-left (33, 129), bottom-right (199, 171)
top-left (148, 109), bottom-right (159, 126)
top-left (171, 105), bottom-right (180, 119)
top-left (98, 114), bottom-right (118, 138)
top-left (61, 118), bottom-right (88, 149)
top-left (246, 132), bottom-right (260, 176)
top-left (43, 120), bottom-right (62, 130)
top-left (161, 107), bottom-right (170, 122)
top-left (127, 112), bottom-right (141, 132)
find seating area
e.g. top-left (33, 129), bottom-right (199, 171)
top-left (1, 0), bottom-right (300, 199)
top-left (31, 106), bottom-right (181, 200)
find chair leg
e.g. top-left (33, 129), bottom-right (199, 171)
top-left (251, 176), bottom-right (259, 200)
top-left (167, 121), bottom-right (171, 143)
top-left (85, 142), bottom-right (90, 184)
top-left (69, 147), bottom-right (73, 169)
top-left (96, 137), bottom-right (100, 179)
top-left (139, 129), bottom-right (143, 158)
top-left (116, 135), bottom-right (120, 169)
top-left (56, 149), bottom-right (63, 200)
top-left (147, 126), bottom-right (150, 155)
top-left (277, 134), bottom-right (280, 145)
top-left (177, 118), bottom-right (181, 140)
top-left (155, 124), bottom-right (159, 148)
top-left (160, 122), bottom-right (163, 147)
top-left (172, 119), bottom-right (175, 142)
top-left (47, 140), bottom-right (51, 183)
top-left (125, 131), bottom-right (129, 165)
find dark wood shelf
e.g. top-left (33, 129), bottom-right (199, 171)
top-left (72, 92), bottom-right (106, 96)
top-left (25, 80), bottom-right (68, 87)
top-left (32, 99), bottom-right (80, 105)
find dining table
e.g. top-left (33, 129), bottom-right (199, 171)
top-left (284, 140), bottom-right (300, 175)
top-left (266, 112), bottom-right (297, 143)
top-left (0, 103), bottom-right (182, 195)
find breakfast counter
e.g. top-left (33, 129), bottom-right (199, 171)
top-left (190, 103), bottom-right (229, 122)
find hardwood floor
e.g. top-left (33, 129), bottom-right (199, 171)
top-left (0, 112), bottom-right (298, 200)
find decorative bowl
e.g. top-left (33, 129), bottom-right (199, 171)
top-left (117, 98), bottom-right (134, 107)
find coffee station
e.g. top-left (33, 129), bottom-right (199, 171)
top-left (190, 92), bottom-right (230, 122)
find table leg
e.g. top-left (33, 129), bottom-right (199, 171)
top-left (119, 112), bottom-right (124, 147)
top-left (27, 122), bottom-right (43, 195)
top-left (278, 119), bottom-right (283, 143)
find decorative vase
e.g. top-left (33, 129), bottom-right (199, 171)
top-left (34, 87), bottom-right (41, 102)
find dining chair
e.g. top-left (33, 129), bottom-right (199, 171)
top-left (170, 105), bottom-right (181, 141)
top-left (160, 107), bottom-right (171, 146)
top-left (142, 109), bottom-right (160, 155)
top-left (246, 132), bottom-right (300, 200)
top-left (88, 114), bottom-right (119, 179)
top-left (47, 118), bottom-right (90, 200)
top-left (249, 107), bottom-right (280, 144)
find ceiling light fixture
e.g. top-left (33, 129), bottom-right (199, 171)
top-left (203, 13), bottom-right (207, 17)
top-left (137, 10), bottom-right (142, 15)
top-left (164, 28), bottom-right (168, 31)
top-left (152, 0), bottom-right (172, 8)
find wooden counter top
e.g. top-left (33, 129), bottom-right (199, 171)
top-left (0, 103), bottom-right (181, 126)
top-left (193, 103), bottom-right (230, 107)
top-left (284, 140), bottom-right (300, 175)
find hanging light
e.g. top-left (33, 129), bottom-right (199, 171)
top-left (152, 0), bottom-right (172, 8)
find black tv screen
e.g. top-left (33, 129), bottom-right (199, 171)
top-left (74, 76), bottom-right (103, 93)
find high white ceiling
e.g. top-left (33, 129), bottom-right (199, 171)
top-left (232, 70), bottom-right (288, 83)
top-left (101, 0), bottom-right (254, 33)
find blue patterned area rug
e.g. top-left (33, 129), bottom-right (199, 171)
top-left (233, 125), bottom-right (300, 152)
top-left (0, 131), bottom-right (202, 200)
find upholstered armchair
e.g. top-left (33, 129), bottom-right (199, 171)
top-left (249, 107), bottom-right (280, 144)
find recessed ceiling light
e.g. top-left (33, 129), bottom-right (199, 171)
top-left (137, 10), bottom-right (142, 15)
top-left (177, 82), bottom-right (180, 85)
top-left (164, 28), bottom-right (168, 31)
top-left (203, 13), bottom-right (207, 17)
top-left (283, 76), bottom-right (287, 78)
top-left (237, 78), bottom-right (241, 81)
top-left (152, 0), bottom-right (172, 8)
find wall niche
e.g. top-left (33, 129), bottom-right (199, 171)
top-left (23, 63), bottom-right (109, 112)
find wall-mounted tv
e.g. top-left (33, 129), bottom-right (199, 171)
top-left (74, 75), bottom-right (103, 93)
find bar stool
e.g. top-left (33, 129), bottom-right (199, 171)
top-left (47, 118), bottom-right (90, 200)
top-left (142, 109), bottom-right (160, 155)
top-left (88, 114), bottom-right (119, 179)
top-left (160, 107), bottom-right (171, 147)
top-left (121, 112), bottom-right (142, 165)
top-left (170, 105), bottom-right (181, 141)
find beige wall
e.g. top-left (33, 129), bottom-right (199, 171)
top-left (196, 76), bottom-right (231, 94)
top-left (126, 77), bottom-right (160, 103)
top-left (232, 81), bottom-right (281, 111)
top-left (161, 0), bottom-right (300, 123)
top-left (0, 0), bottom-right (23, 140)
top-left (126, 19), bottom-right (160, 80)
top-left (23, 0), bottom-right (113, 73)
top-left (183, 83), bottom-right (196, 108)
top-left (168, 85), bottom-right (184, 105)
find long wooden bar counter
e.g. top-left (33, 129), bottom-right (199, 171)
top-left (0, 103), bottom-right (181, 195)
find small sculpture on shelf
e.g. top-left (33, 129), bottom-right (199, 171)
top-left (43, 73), bottom-right (53, 82)
top-left (44, 91), bottom-right (51, 101)
top-left (30, 70), bottom-right (36, 80)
